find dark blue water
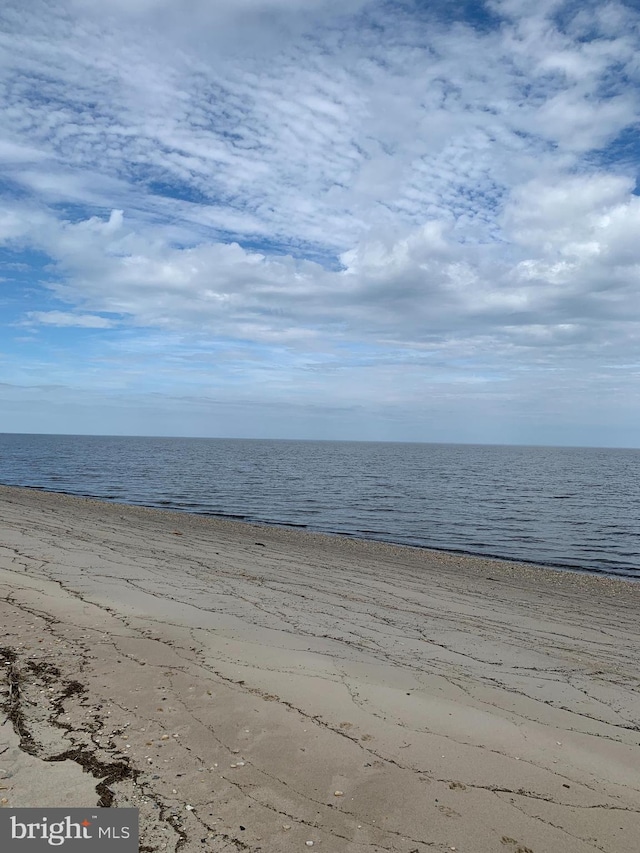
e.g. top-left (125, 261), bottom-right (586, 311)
top-left (0, 434), bottom-right (638, 578)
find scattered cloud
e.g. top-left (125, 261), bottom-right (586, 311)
top-left (25, 310), bottom-right (116, 328)
top-left (0, 0), bottom-right (639, 441)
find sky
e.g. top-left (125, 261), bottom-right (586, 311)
top-left (1, 0), bottom-right (639, 446)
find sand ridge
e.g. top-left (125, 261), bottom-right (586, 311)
top-left (0, 484), bottom-right (639, 852)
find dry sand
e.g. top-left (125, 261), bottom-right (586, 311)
top-left (0, 484), bottom-right (639, 853)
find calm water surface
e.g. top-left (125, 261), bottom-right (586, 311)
top-left (0, 434), bottom-right (638, 578)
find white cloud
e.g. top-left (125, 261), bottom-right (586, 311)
top-left (4, 189), bottom-right (639, 362)
top-left (1, 0), bottom-right (640, 440)
top-left (26, 311), bottom-right (116, 328)
top-left (0, 139), bottom-right (49, 164)
top-left (3, 0), bottom-right (636, 252)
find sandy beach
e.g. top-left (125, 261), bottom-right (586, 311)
top-left (0, 484), bottom-right (639, 853)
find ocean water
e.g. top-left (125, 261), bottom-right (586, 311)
top-left (0, 433), bottom-right (638, 578)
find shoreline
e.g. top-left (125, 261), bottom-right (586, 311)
top-left (1, 484), bottom-right (639, 852)
top-left (3, 481), bottom-right (638, 582)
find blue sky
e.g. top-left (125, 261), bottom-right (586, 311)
top-left (1, 0), bottom-right (639, 445)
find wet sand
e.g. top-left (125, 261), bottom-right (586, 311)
top-left (0, 484), bottom-right (639, 853)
